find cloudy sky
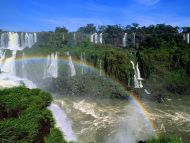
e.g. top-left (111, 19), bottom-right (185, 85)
top-left (0, 0), bottom-right (189, 31)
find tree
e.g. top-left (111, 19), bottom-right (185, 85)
top-left (55, 26), bottom-right (68, 33)
top-left (77, 24), bottom-right (96, 34)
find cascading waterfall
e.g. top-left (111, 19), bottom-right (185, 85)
top-left (122, 33), bottom-right (127, 47)
top-left (99, 33), bottom-right (103, 44)
top-left (0, 50), bottom-right (36, 89)
top-left (187, 33), bottom-right (189, 44)
top-left (0, 32), bottom-right (37, 50)
top-left (90, 34), bottom-right (94, 43)
top-left (68, 55), bottom-right (76, 77)
top-left (130, 61), bottom-right (143, 88)
top-left (8, 32), bottom-right (20, 50)
top-left (44, 52), bottom-right (58, 78)
top-left (94, 33), bottom-right (98, 44)
top-left (136, 63), bottom-right (143, 88)
top-left (90, 33), bottom-right (102, 44)
top-left (1, 50), bottom-right (16, 76)
top-left (48, 104), bottom-right (77, 142)
top-left (0, 50), bottom-right (6, 70)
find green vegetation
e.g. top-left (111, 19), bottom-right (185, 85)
top-left (0, 87), bottom-right (67, 143)
top-left (20, 23), bottom-right (190, 100)
top-left (145, 135), bottom-right (182, 143)
top-left (44, 74), bottom-right (129, 99)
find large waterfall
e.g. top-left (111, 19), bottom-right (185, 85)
top-left (130, 61), bottom-right (143, 88)
top-left (0, 50), bottom-right (6, 69)
top-left (0, 32), bottom-right (37, 50)
top-left (0, 50), bottom-right (36, 89)
top-left (44, 52), bottom-right (58, 78)
top-left (90, 33), bottom-right (102, 44)
top-left (1, 50), bottom-right (16, 76)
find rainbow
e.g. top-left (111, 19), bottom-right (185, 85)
top-left (6, 52), bottom-right (158, 136)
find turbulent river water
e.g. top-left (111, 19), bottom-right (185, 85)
top-left (52, 95), bottom-right (190, 143)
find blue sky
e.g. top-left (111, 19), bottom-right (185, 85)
top-left (0, 0), bottom-right (189, 32)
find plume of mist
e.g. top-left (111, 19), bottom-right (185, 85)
top-left (109, 101), bottom-right (154, 143)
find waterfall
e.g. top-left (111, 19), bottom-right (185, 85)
top-left (90, 33), bottom-right (102, 44)
top-left (44, 52), bottom-right (58, 78)
top-left (48, 104), bottom-right (77, 142)
top-left (187, 33), bottom-right (189, 44)
top-left (94, 33), bottom-right (98, 44)
top-left (0, 50), bottom-right (6, 70)
top-left (130, 61), bottom-right (143, 88)
top-left (8, 32), bottom-right (19, 50)
top-left (0, 32), bottom-right (37, 50)
top-left (1, 50), bottom-right (16, 76)
top-left (90, 34), bottom-right (94, 43)
top-left (99, 33), bottom-right (103, 44)
top-left (68, 55), bottom-right (76, 77)
top-left (122, 33), bottom-right (127, 47)
top-left (136, 63), bottom-right (143, 88)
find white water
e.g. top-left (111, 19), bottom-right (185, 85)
top-left (0, 50), bottom-right (37, 89)
top-left (94, 33), bottom-right (98, 44)
top-left (1, 50), bottom-right (16, 76)
top-left (122, 33), bottom-right (127, 47)
top-left (130, 61), bottom-right (143, 88)
top-left (90, 33), bottom-right (102, 44)
top-left (48, 104), bottom-right (77, 142)
top-left (44, 52), bottom-right (58, 78)
top-left (0, 50), bottom-right (6, 69)
top-left (187, 33), bottom-right (189, 44)
top-left (0, 32), bottom-right (37, 50)
top-left (99, 33), bottom-right (103, 44)
top-left (90, 34), bottom-right (94, 43)
top-left (68, 55), bottom-right (76, 77)
top-left (144, 89), bottom-right (151, 95)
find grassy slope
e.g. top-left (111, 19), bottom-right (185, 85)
top-left (0, 86), bottom-right (67, 143)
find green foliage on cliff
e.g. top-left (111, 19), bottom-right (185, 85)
top-left (0, 87), bottom-right (67, 143)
